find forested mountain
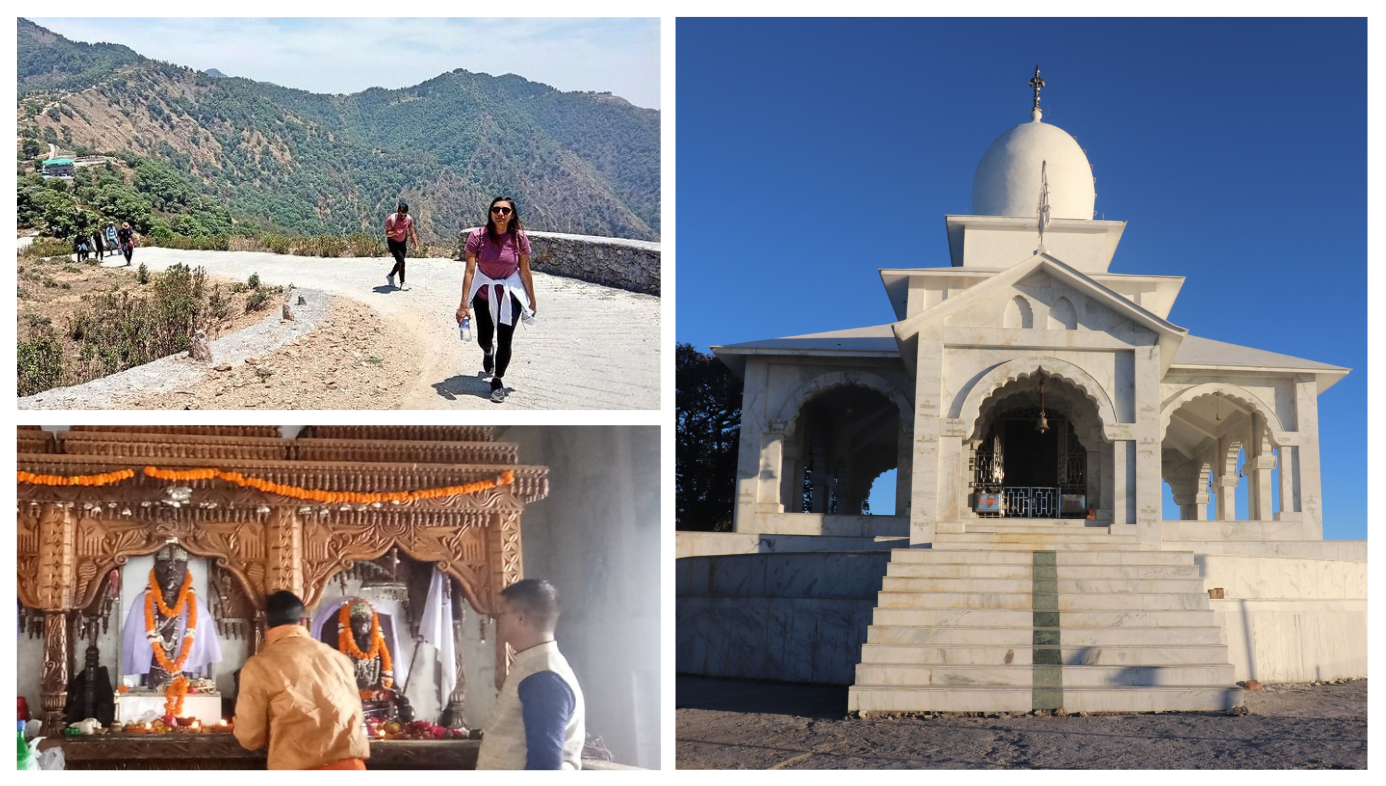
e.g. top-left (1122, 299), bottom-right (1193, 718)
top-left (16, 19), bottom-right (660, 243)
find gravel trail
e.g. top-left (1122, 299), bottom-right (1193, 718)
top-left (676, 676), bottom-right (1367, 769)
top-left (93, 247), bottom-right (660, 410)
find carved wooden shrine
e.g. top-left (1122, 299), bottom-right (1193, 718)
top-left (17, 425), bottom-right (549, 748)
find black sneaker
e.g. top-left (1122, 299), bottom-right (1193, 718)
top-left (489, 378), bottom-right (506, 404)
top-left (482, 351), bottom-right (494, 376)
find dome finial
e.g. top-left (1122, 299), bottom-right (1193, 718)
top-left (1029, 65), bottom-right (1045, 122)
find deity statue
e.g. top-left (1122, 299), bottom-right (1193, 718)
top-left (63, 644), bottom-right (114, 727)
top-left (322, 598), bottom-right (401, 720)
top-left (120, 544), bottom-right (222, 699)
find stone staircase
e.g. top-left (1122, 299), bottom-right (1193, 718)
top-left (847, 525), bottom-right (1242, 714)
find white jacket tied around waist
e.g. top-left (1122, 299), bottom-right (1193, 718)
top-left (476, 641), bottom-right (585, 770)
top-left (467, 268), bottom-right (534, 328)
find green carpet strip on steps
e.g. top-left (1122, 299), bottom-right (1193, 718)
top-left (1032, 550), bottom-right (1062, 709)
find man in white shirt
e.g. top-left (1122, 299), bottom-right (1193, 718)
top-left (476, 579), bottom-right (586, 770)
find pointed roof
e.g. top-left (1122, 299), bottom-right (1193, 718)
top-left (891, 252), bottom-right (1188, 374)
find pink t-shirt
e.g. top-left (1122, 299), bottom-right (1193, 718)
top-left (467, 228), bottom-right (531, 282)
top-left (385, 213), bottom-right (414, 242)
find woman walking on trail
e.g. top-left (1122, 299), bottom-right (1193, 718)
top-left (74, 232), bottom-right (89, 262)
top-left (92, 227), bottom-right (104, 261)
top-left (116, 222), bottom-right (136, 266)
top-left (456, 196), bottom-right (537, 404)
top-left (384, 201), bottom-right (420, 291)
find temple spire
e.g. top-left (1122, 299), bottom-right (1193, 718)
top-left (1029, 65), bottom-right (1045, 121)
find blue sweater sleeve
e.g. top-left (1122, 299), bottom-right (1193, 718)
top-left (517, 670), bottom-right (576, 770)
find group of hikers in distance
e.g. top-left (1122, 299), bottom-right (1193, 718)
top-left (71, 221), bottom-right (136, 265)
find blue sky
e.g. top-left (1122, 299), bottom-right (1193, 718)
top-left (29, 17), bottom-right (661, 109)
top-left (677, 18), bottom-right (1366, 540)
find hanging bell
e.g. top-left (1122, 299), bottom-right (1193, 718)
top-left (1035, 412), bottom-right (1049, 434)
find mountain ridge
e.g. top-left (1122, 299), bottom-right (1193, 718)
top-left (16, 18), bottom-right (660, 243)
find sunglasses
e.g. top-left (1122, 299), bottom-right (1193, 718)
top-left (491, 206), bottom-right (513, 215)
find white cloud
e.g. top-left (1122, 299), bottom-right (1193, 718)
top-left (28, 17), bottom-right (661, 109)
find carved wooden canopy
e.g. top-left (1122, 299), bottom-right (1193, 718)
top-left (17, 426), bottom-right (548, 617)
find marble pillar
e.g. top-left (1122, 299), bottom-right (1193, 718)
top-left (1276, 444), bottom-right (1300, 522)
top-left (1294, 374), bottom-right (1324, 539)
top-left (909, 341), bottom-right (943, 544)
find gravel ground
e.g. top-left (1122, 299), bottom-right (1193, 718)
top-left (57, 247), bottom-right (660, 410)
top-left (676, 676), bottom-right (1366, 769)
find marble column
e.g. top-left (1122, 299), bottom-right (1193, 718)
top-left (732, 358), bottom-right (769, 531)
top-left (1110, 440), bottom-right (1129, 525)
top-left (1133, 344), bottom-right (1163, 545)
top-left (1294, 374), bottom-right (1324, 539)
top-left (909, 340), bottom-right (943, 545)
top-left (755, 424), bottom-right (786, 512)
top-left (779, 434), bottom-right (799, 512)
top-left (1085, 449), bottom-right (1100, 517)
top-left (1276, 444), bottom-right (1301, 522)
top-left (1247, 430), bottom-right (1276, 522)
top-left (1215, 475), bottom-right (1237, 521)
top-left (896, 424), bottom-right (913, 518)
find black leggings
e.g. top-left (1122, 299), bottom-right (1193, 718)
top-left (121, 244), bottom-right (133, 264)
top-left (472, 293), bottom-right (521, 379)
top-left (387, 238), bottom-right (407, 283)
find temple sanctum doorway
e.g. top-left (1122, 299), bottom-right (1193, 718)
top-left (968, 376), bottom-right (1099, 519)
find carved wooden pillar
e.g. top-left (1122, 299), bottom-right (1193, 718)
top-left (491, 511), bottom-right (523, 691)
top-left (263, 507), bottom-right (303, 597)
top-left (41, 611), bottom-right (70, 730)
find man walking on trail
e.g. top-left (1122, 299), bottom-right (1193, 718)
top-left (476, 579), bottom-right (587, 770)
top-left (116, 222), bottom-right (136, 266)
top-left (234, 590), bottom-right (370, 770)
top-left (384, 201), bottom-right (420, 291)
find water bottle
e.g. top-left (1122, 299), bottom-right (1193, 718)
top-left (459, 316), bottom-right (472, 342)
top-left (17, 720), bottom-right (31, 771)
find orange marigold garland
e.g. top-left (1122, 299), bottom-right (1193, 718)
top-left (338, 601), bottom-right (393, 697)
top-left (17, 469), bottom-right (135, 487)
top-left (145, 569), bottom-right (197, 716)
top-left (143, 466), bottom-right (514, 505)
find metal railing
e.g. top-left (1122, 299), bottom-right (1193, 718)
top-left (975, 486), bottom-right (1084, 518)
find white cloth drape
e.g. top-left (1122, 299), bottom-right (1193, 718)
top-left (418, 568), bottom-right (457, 708)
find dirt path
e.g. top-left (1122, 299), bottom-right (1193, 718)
top-left (675, 676), bottom-right (1367, 769)
top-left (126, 297), bottom-right (419, 410)
top-left (112, 247), bottom-right (660, 410)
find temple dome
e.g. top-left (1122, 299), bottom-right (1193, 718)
top-left (971, 109), bottom-right (1096, 220)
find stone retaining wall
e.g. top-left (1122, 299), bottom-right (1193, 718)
top-left (460, 229), bottom-right (660, 296)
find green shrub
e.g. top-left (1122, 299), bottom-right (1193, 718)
top-left (136, 263), bottom-right (150, 284)
top-left (245, 289), bottom-right (270, 312)
top-left (247, 272), bottom-right (261, 290)
top-left (18, 330), bottom-right (64, 397)
top-left (21, 238), bottom-right (73, 259)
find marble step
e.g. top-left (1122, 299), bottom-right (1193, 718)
top-left (876, 591), bottom-right (1211, 611)
top-left (880, 576), bottom-right (1207, 594)
top-left (965, 522), bottom-right (1112, 534)
top-left (866, 625), bottom-right (1226, 646)
top-left (938, 532), bottom-right (1140, 543)
top-left (847, 684), bottom-right (1242, 713)
top-left (931, 540), bottom-right (1142, 552)
top-left (886, 563), bottom-right (1201, 579)
top-left (859, 643), bottom-right (1232, 666)
top-left (872, 608), bottom-right (1219, 627)
top-left (891, 549), bottom-right (1196, 566)
top-left (854, 662), bottom-right (1235, 687)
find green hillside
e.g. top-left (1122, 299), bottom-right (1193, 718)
top-left (16, 19), bottom-right (660, 243)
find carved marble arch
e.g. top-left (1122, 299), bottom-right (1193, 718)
top-left (975, 381), bottom-right (1105, 453)
top-left (958, 357), bottom-right (1119, 442)
top-left (777, 371), bottom-right (914, 438)
top-left (1159, 383), bottom-right (1287, 447)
